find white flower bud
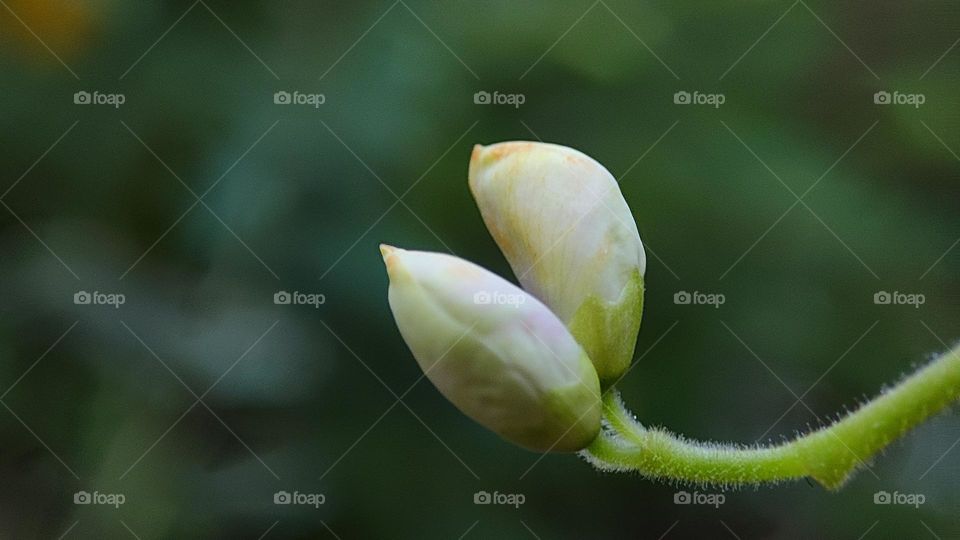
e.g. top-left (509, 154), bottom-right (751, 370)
top-left (469, 141), bottom-right (646, 383)
top-left (381, 245), bottom-right (601, 452)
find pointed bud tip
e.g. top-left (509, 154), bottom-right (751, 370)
top-left (379, 244), bottom-right (401, 274)
top-left (471, 141), bottom-right (546, 169)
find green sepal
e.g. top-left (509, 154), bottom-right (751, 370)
top-left (568, 270), bottom-right (644, 385)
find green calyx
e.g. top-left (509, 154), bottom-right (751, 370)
top-left (568, 270), bottom-right (644, 385)
top-left (538, 352), bottom-right (603, 452)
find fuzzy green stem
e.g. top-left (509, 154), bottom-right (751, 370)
top-left (584, 343), bottom-right (960, 490)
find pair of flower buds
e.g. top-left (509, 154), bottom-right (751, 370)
top-left (382, 142), bottom-right (646, 452)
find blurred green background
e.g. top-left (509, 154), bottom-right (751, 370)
top-left (1, 1), bottom-right (958, 538)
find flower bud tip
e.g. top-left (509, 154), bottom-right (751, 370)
top-left (380, 244), bottom-right (402, 275)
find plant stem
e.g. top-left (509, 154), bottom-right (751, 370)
top-left (583, 342), bottom-right (960, 490)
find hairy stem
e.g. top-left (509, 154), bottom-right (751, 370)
top-left (584, 342), bottom-right (960, 490)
